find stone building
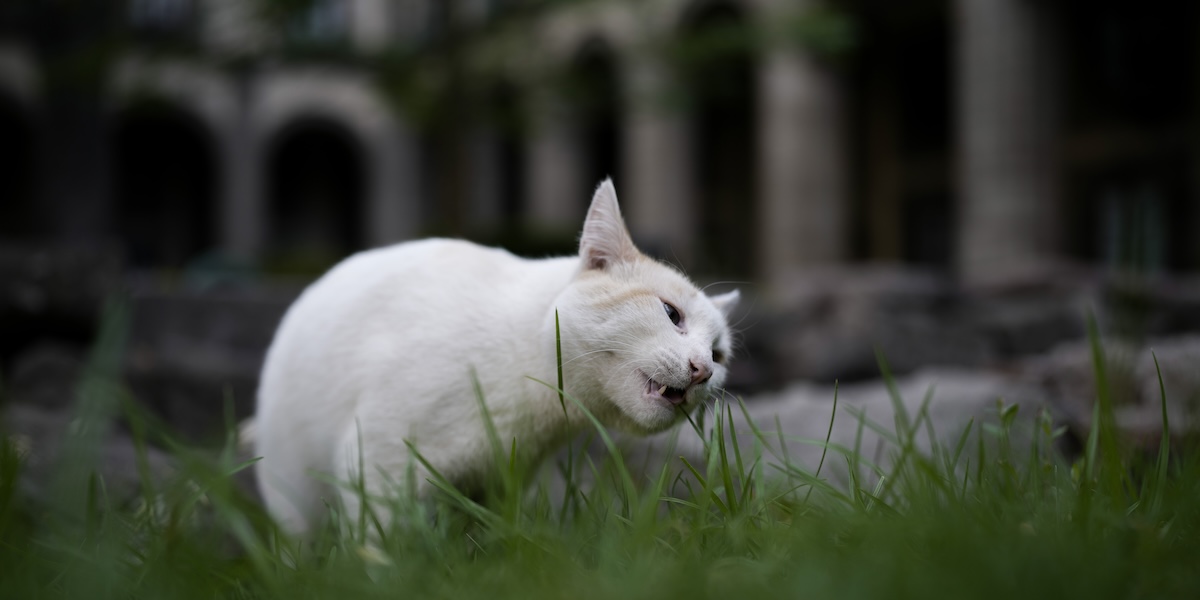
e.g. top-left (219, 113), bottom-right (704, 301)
top-left (1, 0), bottom-right (1197, 291)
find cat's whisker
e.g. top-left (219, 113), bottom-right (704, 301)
top-left (561, 336), bottom-right (640, 347)
top-left (563, 338), bottom-right (640, 351)
top-left (699, 280), bottom-right (753, 293)
top-left (563, 349), bottom-right (631, 366)
top-left (729, 310), bottom-right (760, 335)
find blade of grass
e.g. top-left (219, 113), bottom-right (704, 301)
top-left (1150, 352), bottom-right (1171, 515)
top-left (1086, 312), bottom-right (1130, 500)
top-left (803, 380), bottom-right (839, 505)
top-left (725, 401), bottom-right (747, 489)
top-left (875, 348), bottom-right (911, 434)
top-left (528, 377), bottom-right (639, 513)
top-left (715, 400), bottom-right (739, 515)
top-left (403, 440), bottom-right (504, 530)
top-left (679, 455), bottom-right (729, 514)
top-left (555, 309), bottom-right (566, 418)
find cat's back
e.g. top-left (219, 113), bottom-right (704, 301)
top-left (311, 237), bottom-right (528, 302)
top-left (262, 237), bottom-right (578, 388)
top-left (289, 237), bottom-right (574, 327)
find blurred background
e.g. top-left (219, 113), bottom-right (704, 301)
top-left (3, 0), bottom-right (1200, 443)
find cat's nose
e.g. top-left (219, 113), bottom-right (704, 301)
top-left (689, 360), bottom-right (712, 386)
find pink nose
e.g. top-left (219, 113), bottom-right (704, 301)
top-left (689, 360), bottom-right (712, 386)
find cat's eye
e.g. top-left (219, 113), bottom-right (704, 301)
top-left (663, 302), bottom-right (682, 327)
top-left (713, 349), bottom-right (726, 364)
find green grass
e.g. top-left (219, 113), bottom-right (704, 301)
top-left (2, 308), bottom-right (1200, 599)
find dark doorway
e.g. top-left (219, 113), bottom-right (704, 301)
top-left (0, 93), bottom-right (34, 238)
top-left (487, 82), bottom-right (526, 223)
top-left (680, 2), bottom-right (757, 279)
top-left (1061, 0), bottom-right (1198, 270)
top-left (266, 118), bottom-right (365, 271)
top-left (112, 102), bottom-right (217, 267)
top-left (567, 40), bottom-right (622, 210)
top-left (848, 1), bottom-right (953, 266)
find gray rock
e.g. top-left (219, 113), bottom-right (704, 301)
top-left (743, 265), bottom-right (1200, 388)
top-left (0, 242), bottom-right (122, 320)
top-left (967, 289), bottom-right (1091, 358)
top-left (760, 266), bottom-right (995, 383)
top-left (5, 341), bottom-right (87, 410)
top-left (551, 368), bottom-right (1054, 497)
top-left (1020, 335), bottom-right (1200, 448)
top-left (2, 403), bottom-right (175, 506)
top-left (0, 243), bottom-right (123, 379)
top-left (123, 285), bottom-right (298, 439)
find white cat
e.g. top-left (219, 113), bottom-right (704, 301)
top-left (253, 179), bottom-right (738, 536)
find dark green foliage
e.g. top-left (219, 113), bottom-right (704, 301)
top-left (2, 308), bottom-right (1199, 599)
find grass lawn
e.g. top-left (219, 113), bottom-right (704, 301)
top-left (2, 312), bottom-right (1198, 599)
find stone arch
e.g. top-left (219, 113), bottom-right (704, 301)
top-left (111, 98), bottom-right (219, 267)
top-left (264, 116), bottom-right (366, 271)
top-left (257, 70), bottom-right (421, 251)
top-left (0, 90), bottom-right (35, 237)
top-left (678, 0), bottom-right (758, 278)
top-left (566, 38), bottom-right (623, 213)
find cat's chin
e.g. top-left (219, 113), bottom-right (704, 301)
top-left (612, 406), bottom-right (682, 436)
top-left (597, 370), bottom-right (692, 435)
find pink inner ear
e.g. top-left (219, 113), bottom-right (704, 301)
top-left (587, 254), bottom-right (608, 271)
top-left (579, 178), bottom-right (640, 270)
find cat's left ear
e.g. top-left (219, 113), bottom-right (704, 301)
top-left (709, 289), bottom-right (740, 319)
top-left (579, 178), bottom-right (640, 270)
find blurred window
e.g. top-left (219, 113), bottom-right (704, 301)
top-left (0, 94), bottom-right (33, 237)
top-left (480, 0), bottom-right (511, 23)
top-left (485, 0), bottom-right (505, 19)
top-left (426, 0), bottom-right (450, 42)
top-left (129, 0), bottom-right (192, 32)
top-left (1100, 184), bottom-right (1166, 273)
top-left (290, 0), bottom-right (349, 44)
top-left (390, 0), bottom-right (448, 45)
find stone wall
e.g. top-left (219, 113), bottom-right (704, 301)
top-left (5, 248), bottom-right (1200, 505)
top-left (744, 265), bottom-right (1200, 388)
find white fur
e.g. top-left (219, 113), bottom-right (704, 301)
top-left (253, 179), bottom-right (738, 535)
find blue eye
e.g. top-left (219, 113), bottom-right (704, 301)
top-left (663, 302), bottom-right (681, 326)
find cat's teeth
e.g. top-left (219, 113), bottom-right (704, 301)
top-left (657, 385), bottom-right (668, 396)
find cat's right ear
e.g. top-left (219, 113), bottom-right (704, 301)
top-left (579, 178), bottom-right (640, 271)
top-left (709, 289), bottom-right (740, 319)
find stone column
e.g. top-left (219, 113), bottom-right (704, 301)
top-left (956, 0), bottom-right (1060, 283)
top-left (758, 45), bottom-right (848, 283)
top-left (525, 95), bottom-right (586, 231)
top-left (350, 0), bottom-right (393, 52)
top-left (621, 57), bottom-right (695, 264)
top-left (1192, 21), bottom-right (1200, 270)
top-left (364, 123), bottom-right (422, 247)
top-left (219, 86), bottom-right (263, 263)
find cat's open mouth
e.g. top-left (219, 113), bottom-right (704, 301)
top-left (643, 373), bottom-right (687, 406)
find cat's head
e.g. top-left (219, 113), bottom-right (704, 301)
top-left (556, 179), bottom-right (739, 435)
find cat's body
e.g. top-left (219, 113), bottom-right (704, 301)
top-left (254, 180), bottom-right (737, 536)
